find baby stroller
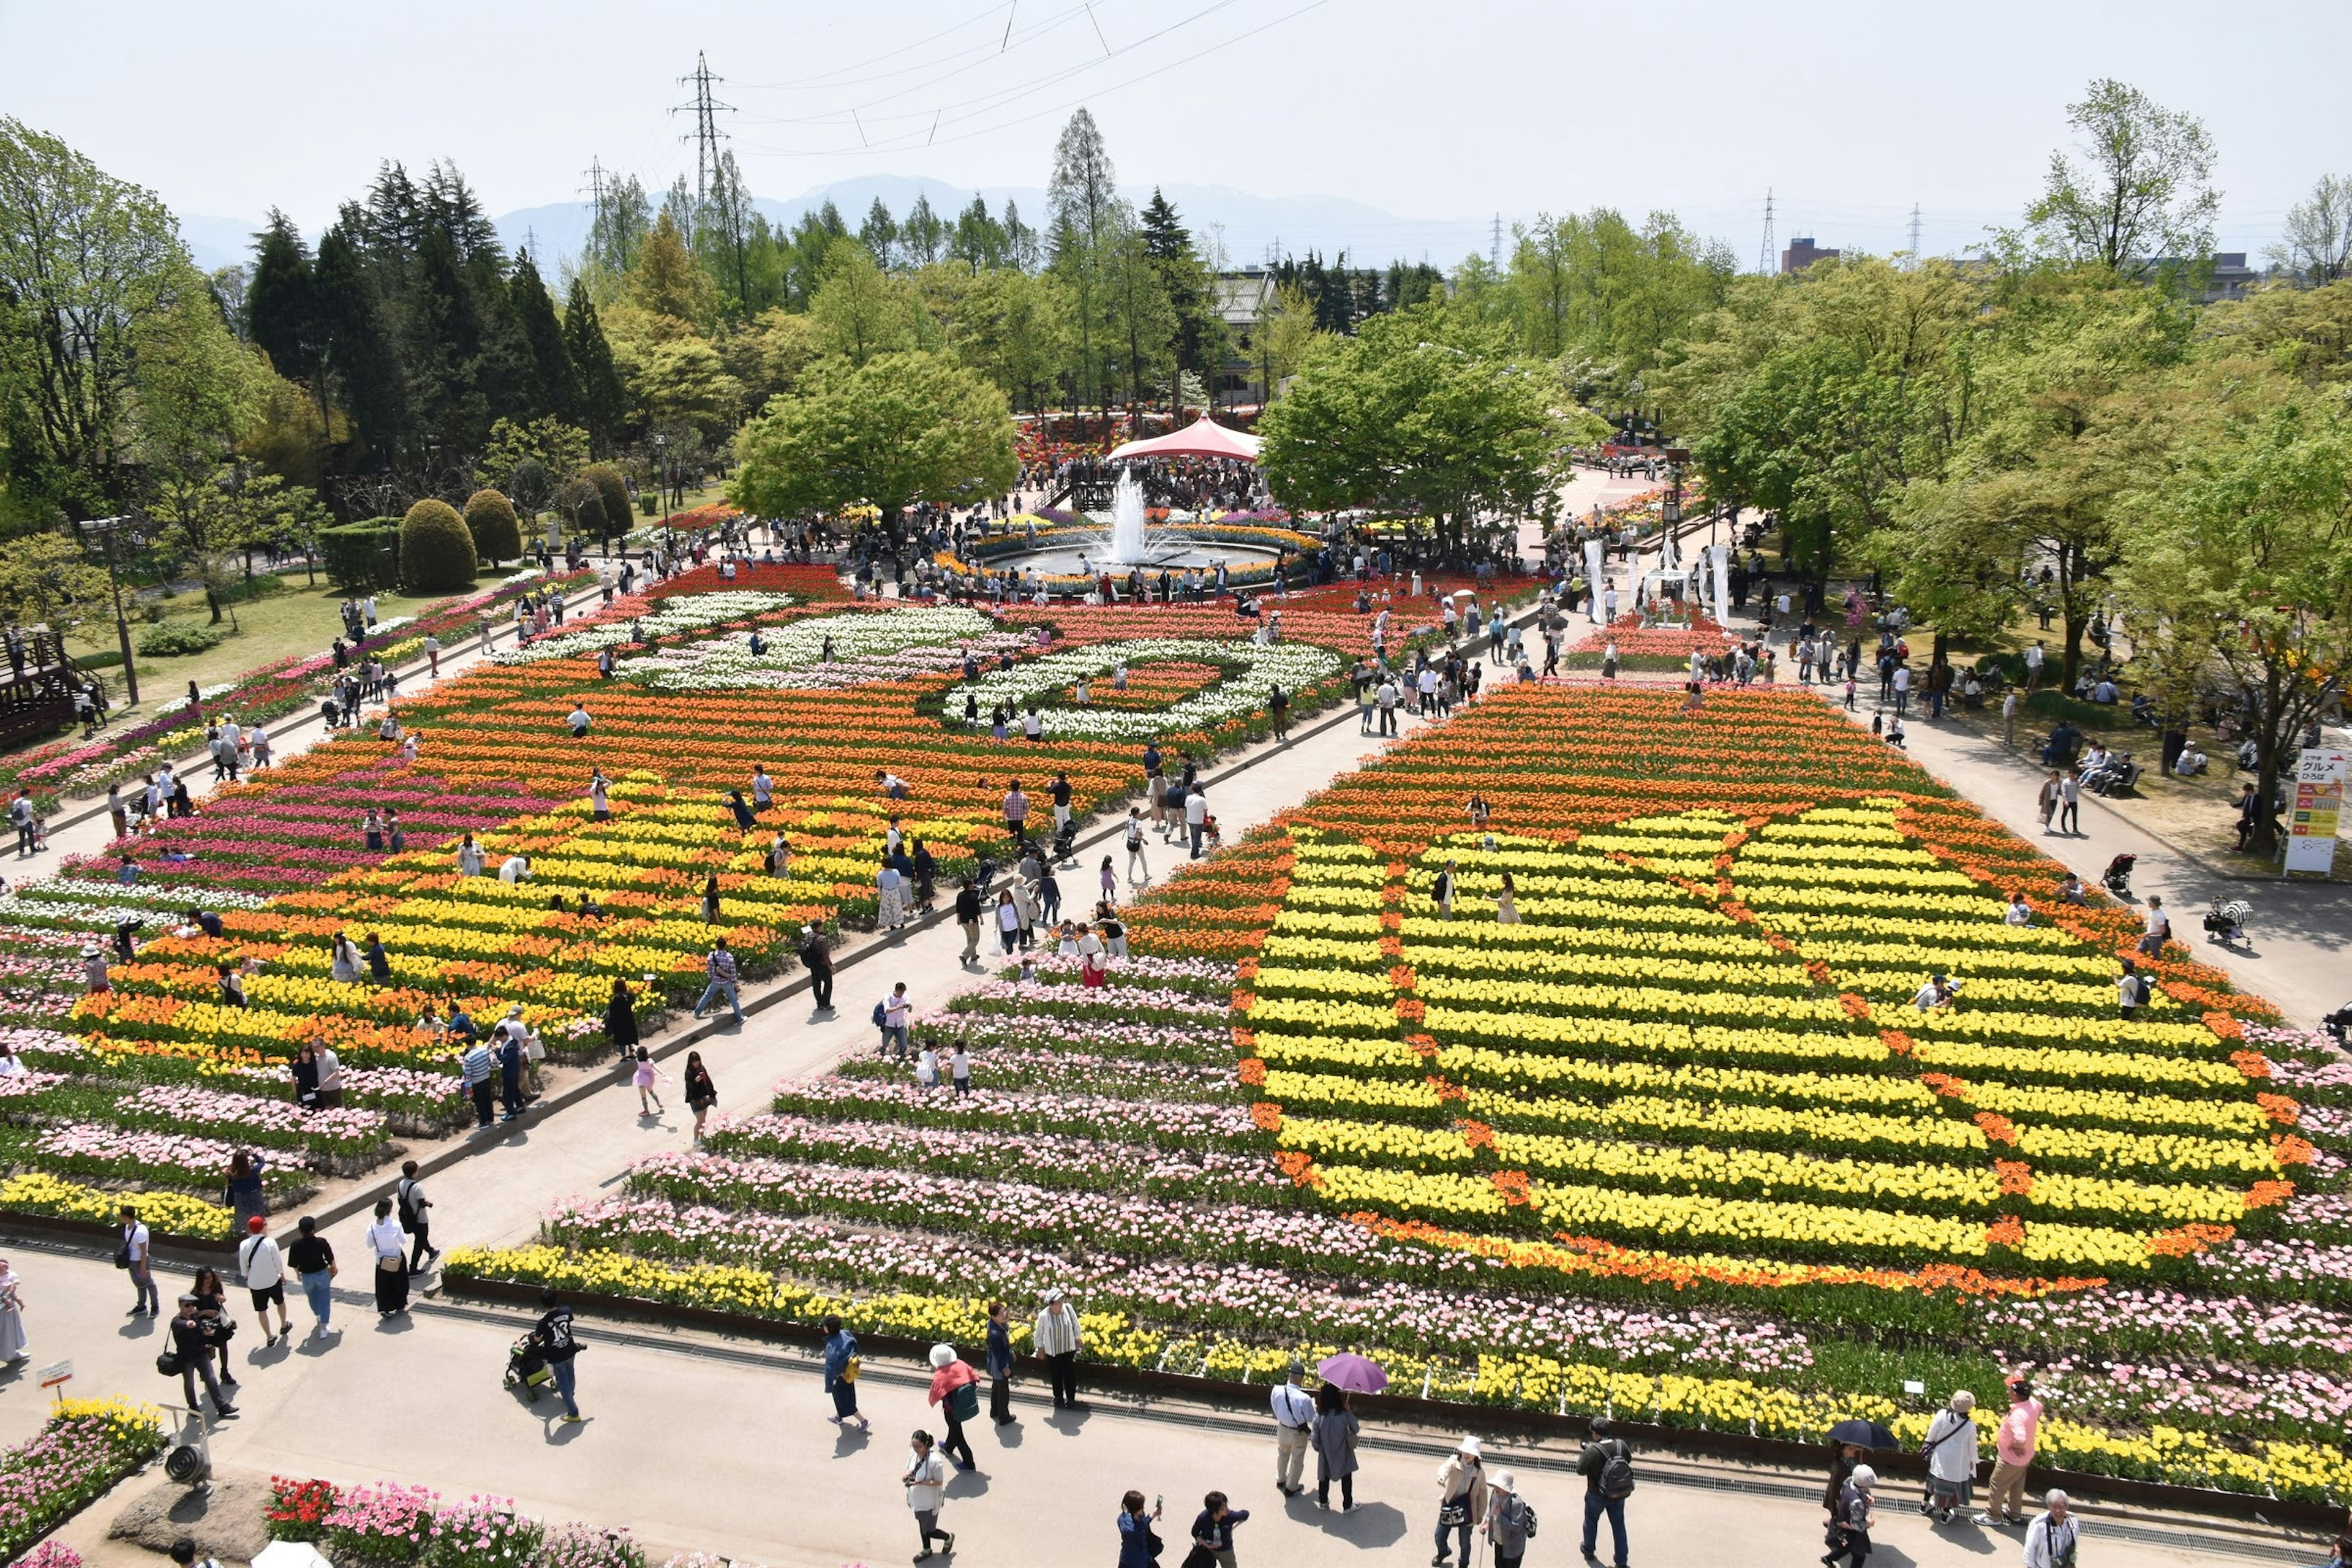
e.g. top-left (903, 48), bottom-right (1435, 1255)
top-left (1051, 815), bottom-right (1080, 865)
top-left (2101, 854), bottom-right (2135, 898)
top-left (2203, 896), bottom-right (2250, 949)
top-left (503, 1333), bottom-right (555, 1400)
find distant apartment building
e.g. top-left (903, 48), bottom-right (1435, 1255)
top-left (1781, 236), bottom-right (1840, 274)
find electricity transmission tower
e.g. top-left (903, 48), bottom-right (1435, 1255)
top-left (1757, 188), bottom-right (1776, 276)
top-left (1490, 213), bottom-right (1503, 271)
top-left (581, 156), bottom-right (606, 260)
top-left (674, 52), bottom-right (734, 208)
top-left (1907, 204), bottom-right (1924, 267)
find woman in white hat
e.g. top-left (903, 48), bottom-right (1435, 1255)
top-left (1920, 1390), bottom-right (1978, 1523)
top-left (1483, 1471), bottom-right (1531, 1568)
top-left (1433, 1435), bottom-right (1487, 1567)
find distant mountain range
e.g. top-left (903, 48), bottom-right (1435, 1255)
top-left (179, 176), bottom-right (1494, 275)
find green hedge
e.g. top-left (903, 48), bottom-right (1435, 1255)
top-left (135, 619), bottom-right (225, 658)
top-left (583, 463), bottom-right (631, 539)
top-left (322, 519), bottom-right (400, 594)
top-left (2026, 688), bottom-right (2132, 731)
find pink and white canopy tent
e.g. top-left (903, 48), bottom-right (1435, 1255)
top-left (1106, 416), bottom-right (1263, 463)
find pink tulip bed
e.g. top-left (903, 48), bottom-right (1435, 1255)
top-left (0, 1402), bottom-right (165, 1562)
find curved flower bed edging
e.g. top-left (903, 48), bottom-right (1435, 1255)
top-left (940, 639), bottom-right (1346, 740)
top-left (0, 1398), bottom-right (167, 1561)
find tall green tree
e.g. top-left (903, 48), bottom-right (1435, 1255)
top-left (859, 198), bottom-right (900, 270)
top-left (312, 222), bottom-right (404, 463)
top-left (1048, 108), bottom-right (1119, 422)
top-left (2269, 175), bottom-right (2352, 286)
top-left (731, 349), bottom-right (1016, 530)
top-left (510, 251), bottom-right (579, 423)
top-left (809, 239), bottom-right (923, 366)
top-left (1104, 219), bottom-right (1177, 413)
top-left (564, 277), bottom-right (628, 451)
top-left (1262, 302), bottom-right (1562, 552)
top-left (2015, 78), bottom-right (2219, 279)
top-left (2118, 399), bottom-right (2352, 856)
top-left (0, 116), bottom-right (192, 522)
top-left (246, 211), bottom-right (324, 405)
top-left (1139, 189), bottom-right (1218, 411)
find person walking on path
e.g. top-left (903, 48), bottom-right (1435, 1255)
top-left (684, 1052), bottom-right (718, 1139)
top-left (367, 1196), bottom-right (409, 1316)
top-left (955, 879), bottom-right (984, 966)
top-left (1484, 1472), bottom-right (1531, 1568)
top-left (1033, 1287), bottom-right (1083, 1409)
top-left (121, 1204), bottom-right (159, 1316)
top-left (927, 1343), bottom-right (982, 1473)
top-left (165, 1293), bottom-right (235, 1419)
top-left (2002, 687), bottom-right (2020, 748)
top-left (630, 1047), bottom-right (668, 1115)
top-left (984, 1300), bottom-right (1016, 1424)
top-left (1983, 1373), bottom-right (2043, 1527)
top-left (2023, 1491), bottom-right (2078, 1568)
top-left (2037, 772), bottom-right (2062, 834)
top-left (904, 1431), bottom-right (954, 1561)
top-left (1116, 1493), bottom-right (1161, 1568)
top-left (497, 1027), bottom-right (527, 1123)
top-left (2057, 772), bottom-right (2081, 835)
top-left (1271, 1357), bottom-right (1316, 1496)
top-left (800, 924), bottom-right (835, 1012)
top-left (604, 979), bottom-right (639, 1066)
top-left (1577, 1417), bottom-right (1634, 1568)
top-left (692, 937), bottom-right (744, 1024)
top-left (1920, 1390), bottom-right (1979, 1522)
top-left (460, 1031), bottom-right (496, 1129)
top-left (395, 1160), bottom-right (437, 1273)
top-left (533, 1287), bottom-right (583, 1423)
top-left (1186, 784), bottom-right (1209, 860)
top-left (287, 1215), bottom-right (336, 1338)
top-left (2139, 895), bottom-right (2171, 957)
top-left (1826, 1464), bottom-right (1876, 1567)
top-left (1433, 1435), bottom-right (1488, 1567)
top-left (1125, 808), bottom-right (1151, 888)
top-left (1191, 1493), bottom-right (1251, 1568)
top-left (236, 1218), bottom-right (292, 1346)
top-left (0, 1258), bottom-right (24, 1365)
top-left (1311, 1382), bottom-right (1359, 1512)
top-left (821, 1313), bottom-right (869, 1430)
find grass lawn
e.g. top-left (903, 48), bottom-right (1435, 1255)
top-left (74, 572), bottom-right (510, 718)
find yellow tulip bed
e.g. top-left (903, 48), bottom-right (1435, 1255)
top-left (443, 683), bottom-right (2352, 1504)
top-left (4, 566), bottom-right (1433, 1224)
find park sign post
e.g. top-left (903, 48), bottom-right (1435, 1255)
top-left (2284, 750), bottom-right (2347, 875)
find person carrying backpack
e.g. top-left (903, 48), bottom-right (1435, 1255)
top-left (1577, 1417), bottom-right (1633, 1568)
top-left (1484, 1471), bottom-right (1536, 1568)
top-left (394, 1159), bottom-right (437, 1274)
top-left (927, 1341), bottom-right (982, 1474)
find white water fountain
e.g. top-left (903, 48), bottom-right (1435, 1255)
top-left (1103, 469), bottom-right (1151, 565)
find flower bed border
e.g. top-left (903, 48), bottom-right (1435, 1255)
top-left (0, 1210), bottom-right (233, 1258)
top-left (443, 1272), bottom-right (2334, 1529)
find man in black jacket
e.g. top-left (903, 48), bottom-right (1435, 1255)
top-left (533, 1289), bottom-right (582, 1423)
top-left (800, 925), bottom-right (835, 1012)
top-left (954, 880), bottom-right (984, 967)
top-left (168, 1294), bottom-right (235, 1418)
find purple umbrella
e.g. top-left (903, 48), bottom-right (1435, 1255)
top-left (1317, 1353), bottom-right (1389, 1394)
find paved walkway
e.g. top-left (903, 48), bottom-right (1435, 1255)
top-left (1694, 601), bottom-right (2352, 1030)
top-left (7, 1249), bottom-right (2304, 1568)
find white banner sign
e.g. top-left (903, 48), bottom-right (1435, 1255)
top-left (1584, 540), bottom-right (1607, 625)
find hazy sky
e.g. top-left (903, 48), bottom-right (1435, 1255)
top-left (3, 0), bottom-right (2340, 263)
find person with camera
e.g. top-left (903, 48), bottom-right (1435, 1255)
top-left (162, 1293), bottom-right (235, 1419)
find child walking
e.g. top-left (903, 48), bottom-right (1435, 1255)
top-left (631, 1047), bottom-right (668, 1115)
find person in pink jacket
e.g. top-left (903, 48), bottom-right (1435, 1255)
top-left (1982, 1370), bottom-right (2043, 1528)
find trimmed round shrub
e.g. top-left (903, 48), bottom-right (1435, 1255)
top-left (582, 462), bottom-right (631, 538)
top-left (398, 499), bottom-right (478, 593)
top-left (463, 488), bottom-right (522, 564)
top-left (135, 619), bottom-right (225, 658)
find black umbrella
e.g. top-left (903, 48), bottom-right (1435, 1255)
top-left (1826, 1419), bottom-right (1899, 1450)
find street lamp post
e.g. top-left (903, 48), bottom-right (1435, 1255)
top-left (75, 516), bottom-right (140, 707)
top-left (652, 434), bottom-right (669, 520)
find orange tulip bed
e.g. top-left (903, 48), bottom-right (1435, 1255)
top-left (451, 680), bottom-right (2352, 1501)
top-left (0, 560), bottom-right (1492, 1234)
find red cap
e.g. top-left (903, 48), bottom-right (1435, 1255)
top-left (247, 1216), bottom-right (266, 1233)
